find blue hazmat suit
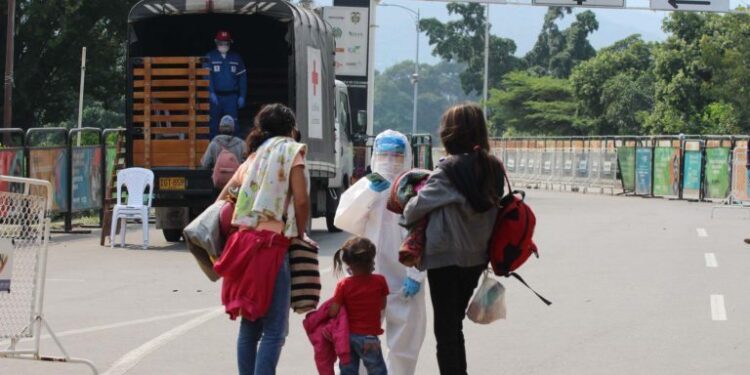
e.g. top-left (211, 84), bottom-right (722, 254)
top-left (205, 49), bottom-right (247, 139)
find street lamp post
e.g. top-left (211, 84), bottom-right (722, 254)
top-left (380, 3), bottom-right (420, 135)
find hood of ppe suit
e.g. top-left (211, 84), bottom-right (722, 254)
top-left (371, 130), bottom-right (412, 182)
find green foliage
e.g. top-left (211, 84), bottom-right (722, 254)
top-left (524, 8), bottom-right (599, 78)
top-left (0, 0), bottom-right (138, 128)
top-left (374, 60), bottom-right (478, 138)
top-left (646, 12), bottom-right (750, 135)
top-left (487, 71), bottom-right (580, 136)
top-left (570, 35), bottom-right (655, 135)
top-left (420, 3), bottom-right (521, 94)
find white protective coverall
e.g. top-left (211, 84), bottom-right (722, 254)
top-left (334, 130), bottom-right (426, 375)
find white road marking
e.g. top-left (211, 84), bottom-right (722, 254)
top-left (705, 253), bottom-right (718, 268)
top-left (0, 307), bottom-right (217, 345)
top-left (697, 228), bottom-right (708, 237)
top-left (711, 295), bottom-right (727, 321)
top-left (103, 307), bottom-right (224, 375)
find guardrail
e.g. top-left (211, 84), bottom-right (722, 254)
top-left (491, 136), bottom-right (750, 206)
top-left (0, 127), bottom-right (126, 232)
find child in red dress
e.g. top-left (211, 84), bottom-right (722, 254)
top-left (328, 237), bottom-right (389, 375)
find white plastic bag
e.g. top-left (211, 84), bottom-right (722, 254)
top-left (467, 272), bottom-right (507, 324)
top-left (334, 177), bottom-right (381, 236)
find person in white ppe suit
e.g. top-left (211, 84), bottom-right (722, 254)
top-left (334, 129), bottom-right (426, 375)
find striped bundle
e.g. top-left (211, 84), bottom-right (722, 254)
top-left (289, 238), bottom-right (321, 314)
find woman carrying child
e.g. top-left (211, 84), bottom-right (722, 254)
top-left (402, 103), bottom-right (505, 375)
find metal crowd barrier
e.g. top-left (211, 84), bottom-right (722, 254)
top-left (492, 135), bottom-right (750, 207)
top-left (0, 127), bottom-right (126, 233)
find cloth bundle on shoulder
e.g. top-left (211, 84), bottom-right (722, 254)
top-left (289, 238), bottom-right (321, 314)
top-left (184, 201), bottom-right (228, 282)
top-left (387, 169), bottom-right (431, 267)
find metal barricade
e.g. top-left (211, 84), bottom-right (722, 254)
top-left (68, 128), bottom-right (104, 232)
top-left (616, 138), bottom-right (637, 194)
top-left (602, 138), bottom-right (620, 194)
top-left (0, 176), bottom-right (98, 373)
top-left (541, 139), bottom-right (555, 189)
top-left (652, 137), bottom-right (681, 199)
top-left (728, 138), bottom-right (750, 204)
top-left (703, 137), bottom-right (732, 202)
top-left (411, 134), bottom-right (433, 170)
top-left (635, 137), bottom-right (654, 196)
top-left (681, 138), bottom-right (704, 201)
top-left (561, 139), bottom-right (575, 191)
top-left (25, 128), bottom-right (69, 215)
top-left (0, 129), bottom-right (26, 190)
top-left (572, 138), bottom-right (589, 191)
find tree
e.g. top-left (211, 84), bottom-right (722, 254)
top-left (0, 1), bottom-right (138, 128)
top-left (420, 3), bottom-right (521, 95)
top-left (525, 8), bottom-right (599, 78)
top-left (570, 35), bottom-right (655, 135)
top-left (487, 71), bottom-right (580, 136)
top-left (646, 12), bottom-right (750, 134)
top-left (374, 60), bottom-right (478, 138)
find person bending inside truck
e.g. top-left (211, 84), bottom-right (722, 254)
top-left (206, 30), bottom-right (247, 139)
top-left (213, 103), bottom-right (316, 375)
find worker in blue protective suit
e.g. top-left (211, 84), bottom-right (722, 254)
top-left (205, 30), bottom-right (247, 139)
top-left (334, 130), bottom-right (426, 375)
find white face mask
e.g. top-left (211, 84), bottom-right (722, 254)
top-left (217, 45), bottom-right (230, 54)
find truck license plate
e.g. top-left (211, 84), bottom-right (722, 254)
top-left (159, 177), bottom-right (186, 191)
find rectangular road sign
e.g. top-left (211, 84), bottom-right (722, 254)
top-left (532, 0), bottom-right (625, 8)
top-left (649, 0), bottom-right (729, 12)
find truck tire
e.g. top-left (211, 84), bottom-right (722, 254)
top-left (163, 229), bottom-right (183, 242)
top-left (326, 188), bottom-right (342, 233)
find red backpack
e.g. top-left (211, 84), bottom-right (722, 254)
top-left (212, 147), bottom-right (240, 190)
top-left (489, 166), bottom-right (551, 305)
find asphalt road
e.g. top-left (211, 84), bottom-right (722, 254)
top-left (2, 190), bottom-right (750, 375)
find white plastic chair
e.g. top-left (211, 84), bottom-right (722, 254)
top-left (110, 168), bottom-right (154, 249)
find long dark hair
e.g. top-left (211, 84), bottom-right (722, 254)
top-left (245, 103), bottom-right (297, 154)
top-left (439, 103), bottom-right (504, 212)
top-left (333, 237), bottom-right (377, 276)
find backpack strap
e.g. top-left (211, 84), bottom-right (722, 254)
top-left (510, 272), bottom-right (552, 306)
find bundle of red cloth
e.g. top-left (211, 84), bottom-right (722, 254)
top-left (387, 169), bottom-right (431, 268)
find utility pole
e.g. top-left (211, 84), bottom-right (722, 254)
top-left (76, 47), bottom-right (87, 146)
top-left (412, 8), bottom-right (420, 135)
top-left (4, 0), bottom-right (16, 129)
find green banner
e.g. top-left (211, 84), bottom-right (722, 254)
top-left (635, 147), bottom-right (653, 196)
top-left (705, 147), bottom-right (731, 199)
top-left (653, 147), bottom-right (680, 197)
top-left (617, 147), bottom-right (636, 192)
top-left (682, 150), bottom-right (702, 199)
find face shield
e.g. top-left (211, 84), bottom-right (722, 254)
top-left (371, 130), bottom-right (412, 182)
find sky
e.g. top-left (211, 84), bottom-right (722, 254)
top-left (319, 0), bottom-right (671, 70)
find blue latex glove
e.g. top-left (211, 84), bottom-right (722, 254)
top-left (238, 96), bottom-right (246, 109)
top-left (367, 173), bottom-right (390, 193)
top-left (402, 277), bottom-right (421, 298)
top-left (210, 92), bottom-right (219, 105)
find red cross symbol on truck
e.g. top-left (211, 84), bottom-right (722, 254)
top-left (312, 60), bottom-right (319, 96)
